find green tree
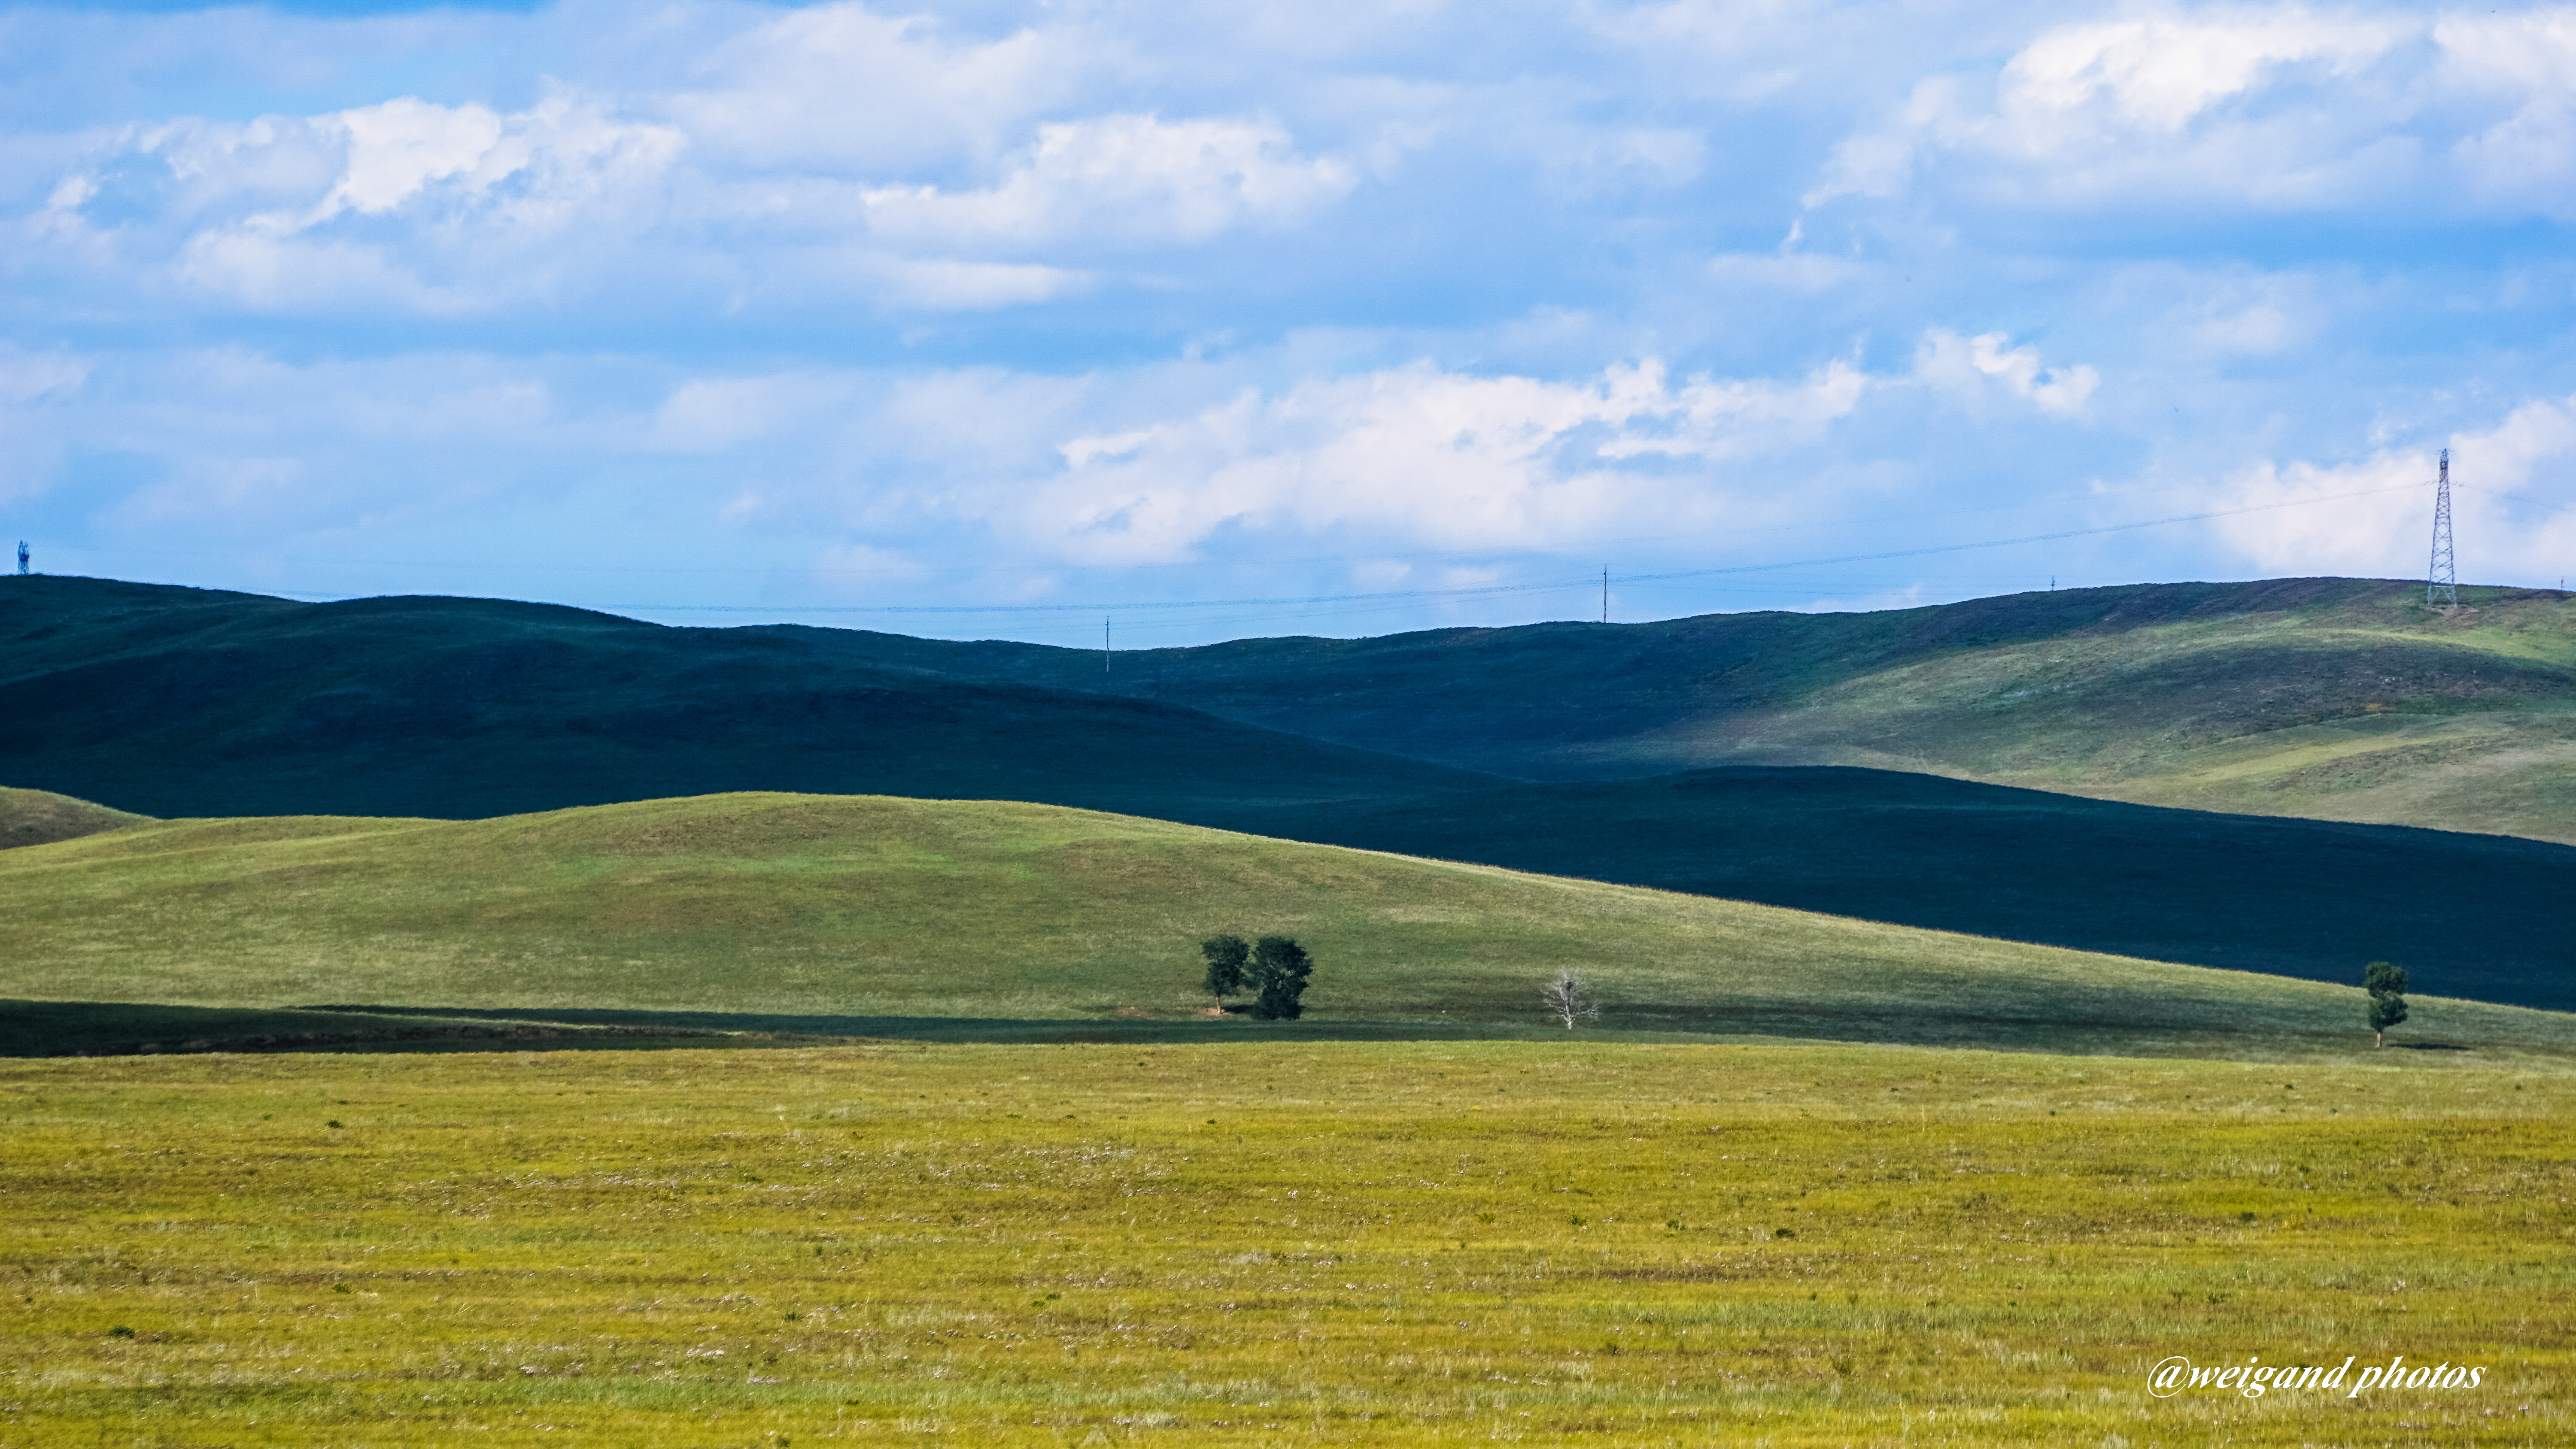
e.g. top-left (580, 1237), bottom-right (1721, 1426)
top-left (1247, 936), bottom-right (1313, 1020)
top-left (1199, 934), bottom-right (1250, 1005)
top-left (2364, 959), bottom-right (2409, 1049)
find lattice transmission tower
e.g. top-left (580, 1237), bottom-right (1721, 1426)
top-left (2426, 448), bottom-right (2457, 608)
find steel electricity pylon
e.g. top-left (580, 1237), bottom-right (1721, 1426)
top-left (2427, 448), bottom-right (2457, 608)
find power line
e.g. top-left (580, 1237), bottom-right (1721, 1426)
top-left (595, 476), bottom-right (2431, 616)
top-left (67, 474), bottom-right (2441, 626)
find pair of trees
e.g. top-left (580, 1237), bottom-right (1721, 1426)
top-left (1200, 934), bottom-right (1313, 1020)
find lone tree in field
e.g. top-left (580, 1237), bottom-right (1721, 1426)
top-left (1247, 936), bottom-right (1313, 1020)
top-left (1199, 934), bottom-right (1250, 1006)
top-left (1542, 968), bottom-right (1600, 1030)
top-left (2365, 960), bottom-right (2409, 1049)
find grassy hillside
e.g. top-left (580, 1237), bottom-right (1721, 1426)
top-left (0, 576), bottom-right (1493, 820)
top-left (0, 785), bottom-right (149, 849)
top-left (11, 579), bottom-right (2576, 993)
top-left (18, 574), bottom-right (2575, 843)
top-left (3, 791), bottom-right (2568, 1061)
top-left (816, 576), bottom-right (2576, 842)
top-left (1230, 767), bottom-right (2576, 1010)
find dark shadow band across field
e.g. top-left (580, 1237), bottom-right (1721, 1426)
top-left (6, 998), bottom-right (2548, 1067)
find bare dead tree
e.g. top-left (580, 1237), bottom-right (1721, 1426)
top-left (1541, 968), bottom-right (1599, 1030)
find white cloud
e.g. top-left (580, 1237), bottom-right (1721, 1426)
top-left (665, 3), bottom-right (1092, 174)
top-left (997, 358), bottom-right (1870, 565)
top-left (0, 346), bottom-right (88, 404)
top-left (1809, 5), bottom-right (2576, 220)
top-left (1997, 11), bottom-right (2400, 137)
top-left (649, 373), bottom-right (859, 454)
top-left (807, 541), bottom-right (931, 589)
top-left (40, 91), bottom-right (684, 313)
top-left (0, 345), bottom-right (90, 505)
top-left (321, 97), bottom-right (508, 219)
top-left (857, 114), bottom-right (1355, 252)
top-left (24, 83), bottom-right (1343, 314)
top-left (2210, 395), bottom-right (2576, 579)
top-left (2439, 10), bottom-right (2576, 215)
top-left (1915, 329), bottom-right (2098, 416)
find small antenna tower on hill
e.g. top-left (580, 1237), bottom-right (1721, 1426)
top-left (13, 541), bottom-right (24, 576)
top-left (2427, 447), bottom-right (2457, 609)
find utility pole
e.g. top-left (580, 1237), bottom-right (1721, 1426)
top-left (12, 541), bottom-right (24, 576)
top-left (2427, 447), bottom-right (2457, 608)
top-left (1600, 567), bottom-right (1609, 624)
top-left (1104, 614), bottom-right (1111, 676)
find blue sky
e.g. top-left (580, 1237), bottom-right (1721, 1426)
top-left (4, 0), bottom-right (2573, 646)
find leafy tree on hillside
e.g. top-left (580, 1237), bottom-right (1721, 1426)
top-left (1247, 936), bottom-right (1313, 1020)
top-left (2365, 960), bottom-right (2409, 1049)
top-left (1199, 934), bottom-right (1250, 1006)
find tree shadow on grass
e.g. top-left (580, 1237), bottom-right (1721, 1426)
top-left (0, 1000), bottom-right (736, 1059)
top-left (2, 1000), bottom-right (1519, 1058)
top-left (1, 998), bottom-right (2500, 1064)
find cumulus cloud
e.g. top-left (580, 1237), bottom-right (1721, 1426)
top-left (857, 114), bottom-right (1355, 252)
top-left (990, 358), bottom-right (1871, 565)
top-left (2209, 395), bottom-right (2576, 579)
top-left (1998, 10), bottom-right (2400, 136)
top-left (664, 2), bottom-right (1094, 174)
top-left (1914, 330), bottom-right (2098, 416)
top-left (34, 91), bottom-right (683, 313)
top-left (1807, 5), bottom-right (2576, 220)
top-left (20, 83), bottom-right (1349, 313)
top-left (649, 373), bottom-right (863, 454)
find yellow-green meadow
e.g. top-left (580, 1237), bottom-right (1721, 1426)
top-left (5, 1041), bottom-right (2567, 1446)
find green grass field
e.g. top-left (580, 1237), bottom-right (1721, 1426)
top-left (4, 1041), bottom-right (2567, 1446)
top-left (8, 791), bottom-right (2570, 1063)
top-left (9, 785), bottom-right (2571, 1443)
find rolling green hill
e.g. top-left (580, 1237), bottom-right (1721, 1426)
top-left (22, 575), bottom-right (2576, 843)
top-left (7, 576), bottom-right (2574, 1006)
top-left (823, 576), bottom-right (2576, 843)
top-left (3, 791), bottom-right (2566, 1062)
top-left (0, 576), bottom-right (1494, 821)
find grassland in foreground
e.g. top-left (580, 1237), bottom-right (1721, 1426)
top-left (3, 1041), bottom-right (2569, 1446)
top-left (6, 792), bottom-right (2575, 1062)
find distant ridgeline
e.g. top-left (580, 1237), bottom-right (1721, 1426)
top-left (5, 573), bottom-right (2574, 1009)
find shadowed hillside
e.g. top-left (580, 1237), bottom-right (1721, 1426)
top-left (808, 576), bottom-right (2576, 843)
top-left (1222, 767), bottom-right (2576, 1011)
top-left (8, 576), bottom-right (2574, 1002)
top-left (0, 576), bottom-right (1495, 820)
top-left (6, 791), bottom-right (2567, 1060)
top-left (18, 576), bottom-right (2573, 842)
